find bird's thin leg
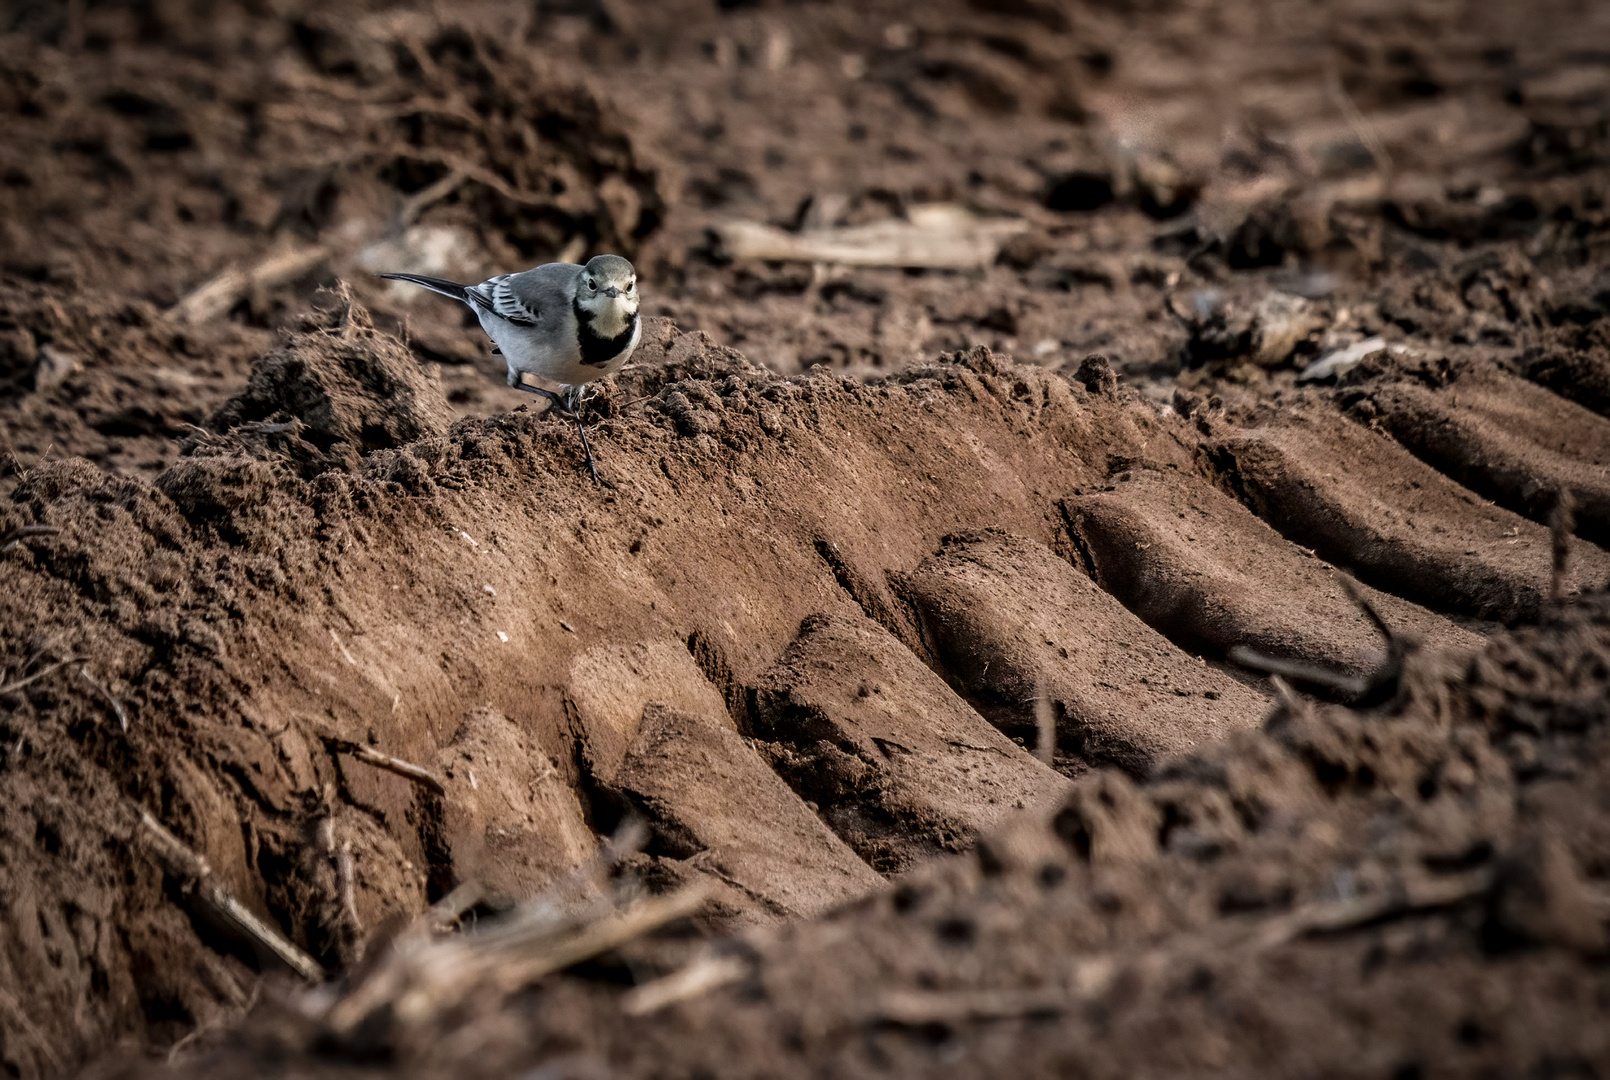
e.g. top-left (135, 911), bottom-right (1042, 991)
top-left (571, 412), bottom-right (601, 485)
top-left (564, 385), bottom-right (601, 483)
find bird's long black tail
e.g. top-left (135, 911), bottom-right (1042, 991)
top-left (376, 272), bottom-right (472, 303)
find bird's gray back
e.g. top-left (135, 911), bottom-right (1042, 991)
top-left (507, 262), bottom-right (582, 316)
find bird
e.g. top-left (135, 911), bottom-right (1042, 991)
top-left (377, 254), bottom-right (643, 483)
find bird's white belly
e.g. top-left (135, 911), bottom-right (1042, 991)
top-left (480, 311), bottom-right (638, 387)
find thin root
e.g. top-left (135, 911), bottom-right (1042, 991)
top-left (138, 810), bottom-right (324, 981)
top-left (1336, 575), bottom-right (1395, 646)
top-left (0, 655), bottom-right (85, 697)
top-left (1230, 647), bottom-right (1366, 699)
top-left (0, 525), bottom-right (60, 555)
top-left (79, 666), bottom-right (129, 731)
top-left (323, 737), bottom-right (448, 796)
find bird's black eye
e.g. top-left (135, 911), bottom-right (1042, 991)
top-left (587, 278), bottom-right (596, 290)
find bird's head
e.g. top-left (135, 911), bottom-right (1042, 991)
top-left (576, 254), bottom-right (639, 334)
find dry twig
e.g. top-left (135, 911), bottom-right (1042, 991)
top-left (1249, 868), bottom-right (1492, 949)
top-left (475, 886), bottom-right (710, 999)
top-left (1231, 647), bottom-right (1366, 699)
top-left (1233, 576), bottom-right (1414, 704)
top-left (714, 205), bottom-right (1028, 270)
top-left (138, 810), bottom-right (324, 982)
top-left (424, 880), bottom-right (488, 934)
top-left (316, 820), bottom-right (658, 1038)
top-left (323, 883), bottom-right (708, 1036)
top-left (323, 736), bottom-right (448, 796)
top-left (621, 953), bottom-right (748, 1017)
top-left (0, 525), bottom-right (60, 555)
top-left (0, 651), bottom-right (130, 731)
top-left (871, 987), bottom-right (1066, 1026)
top-left (0, 656), bottom-right (85, 698)
top-left (1266, 673), bottom-right (1304, 714)
top-left (169, 245), bottom-right (330, 325)
top-left (78, 666), bottom-right (129, 731)
top-left (1337, 574), bottom-right (1394, 646)
top-left (318, 818), bottom-right (364, 958)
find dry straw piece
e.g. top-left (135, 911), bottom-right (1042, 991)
top-left (310, 820), bottom-right (707, 1041)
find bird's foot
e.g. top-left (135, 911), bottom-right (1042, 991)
top-left (513, 382), bottom-right (569, 412)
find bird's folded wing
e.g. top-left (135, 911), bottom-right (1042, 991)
top-left (468, 275), bottom-right (540, 325)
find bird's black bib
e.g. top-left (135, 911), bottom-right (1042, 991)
top-left (574, 301), bottom-right (639, 368)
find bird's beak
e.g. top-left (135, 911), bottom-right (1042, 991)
top-left (605, 286), bottom-right (620, 298)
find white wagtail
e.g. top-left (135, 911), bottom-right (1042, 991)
top-left (379, 254), bottom-right (642, 482)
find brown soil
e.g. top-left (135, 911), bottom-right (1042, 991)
top-left (143, 598), bottom-right (1610, 1080)
top-left (1062, 465), bottom-right (1484, 677)
top-left (0, 1), bottom-right (1607, 1078)
top-left (1346, 353), bottom-right (1610, 546)
top-left (897, 529), bottom-right (1268, 772)
top-left (1208, 406), bottom-right (1610, 624)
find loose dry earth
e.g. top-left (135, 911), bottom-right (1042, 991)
top-left (1, 1), bottom-right (1609, 1078)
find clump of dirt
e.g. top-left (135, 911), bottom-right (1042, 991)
top-left (894, 529), bottom-right (1265, 772)
top-left (751, 610), bottom-right (1070, 875)
top-left (200, 286), bottom-right (457, 475)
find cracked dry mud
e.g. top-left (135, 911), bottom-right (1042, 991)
top-left (2, 1), bottom-right (1610, 1079)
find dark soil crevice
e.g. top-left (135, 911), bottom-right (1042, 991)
top-left (684, 630), bottom-right (755, 736)
top-left (810, 538), bottom-right (926, 659)
top-left (410, 788), bottom-right (455, 906)
top-left (1053, 499), bottom-right (1100, 581)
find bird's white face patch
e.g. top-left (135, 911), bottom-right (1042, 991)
top-left (577, 266), bottom-right (639, 338)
